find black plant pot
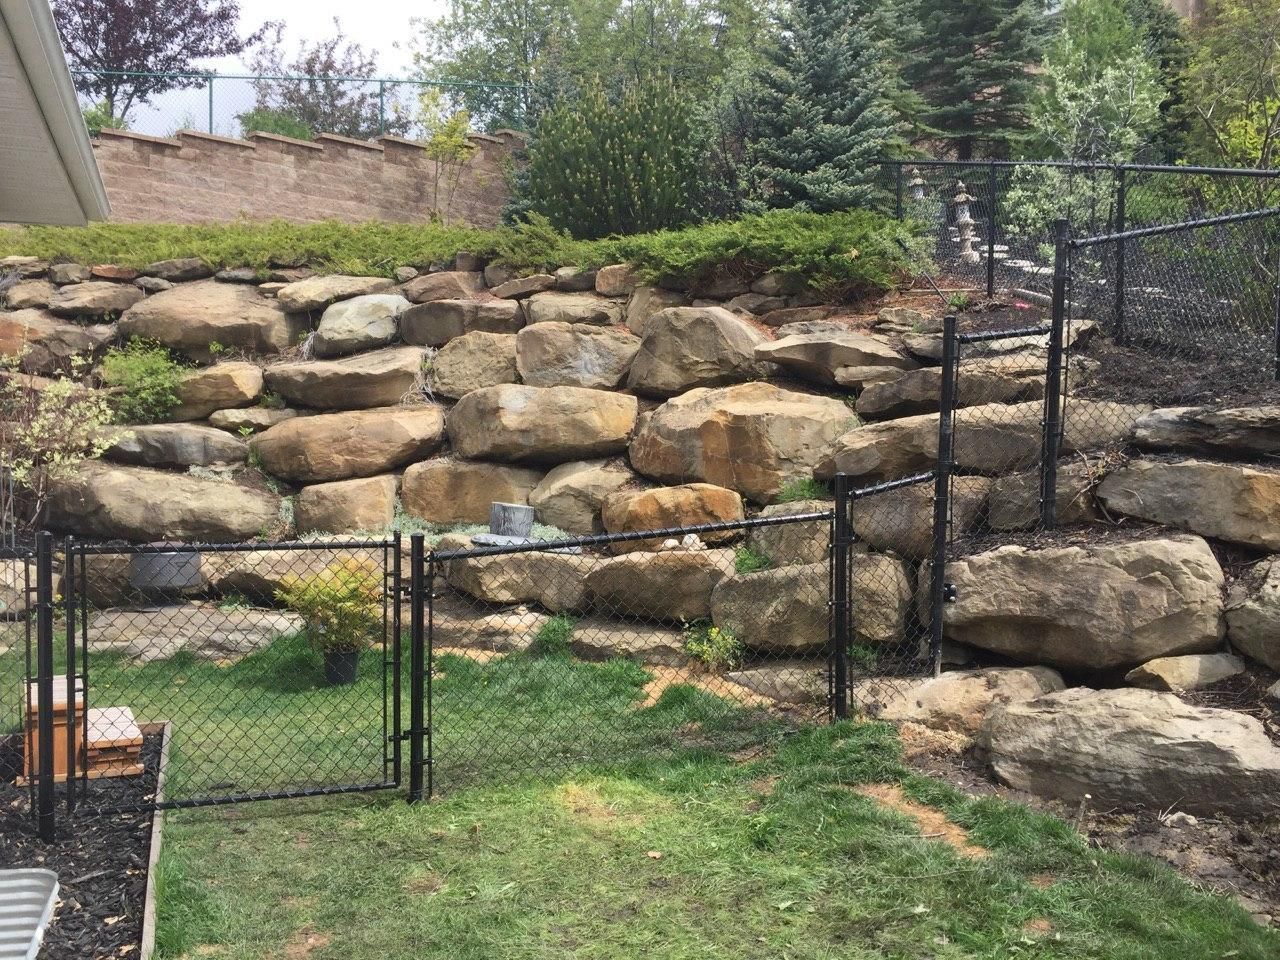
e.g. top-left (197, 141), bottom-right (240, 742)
top-left (323, 650), bottom-right (360, 686)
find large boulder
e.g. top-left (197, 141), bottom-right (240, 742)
top-left (251, 404), bottom-right (446, 482)
top-left (980, 687), bottom-right (1280, 818)
top-left (569, 619), bottom-right (688, 666)
top-left (849, 477), bottom-right (990, 559)
top-left (143, 257), bottom-right (212, 282)
top-left (118, 280), bottom-right (307, 362)
top-left (855, 353), bottom-right (1045, 420)
top-left (208, 407), bottom-right (299, 433)
top-left (1124, 653), bottom-right (1245, 692)
top-left (987, 461), bottom-right (1101, 531)
top-left (629, 383), bottom-right (854, 503)
top-left (400, 298), bottom-right (523, 347)
top-left (5, 279), bottom-right (55, 309)
top-left (436, 534), bottom-right (592, 613)
top-left (1131, 405), bottom-right (1280, 459)
top-left (429, 331), bottom-right (518, 400)
top-left (295, 475), bottom-right (397, 535)
top-left (626, 307), bottom-right (768, 397)
top-left (746, 500), bottom-right (833, 567)
top-left (711, 563), bottom-right (827, 652)
top-left (213, 547), bottom-right (382, 603)
top-left (625, 286), bottom-right (687, 336)
top-left (45, 462), bottom-right (280, 542)
top-left (516, 322), bottom-right (640, 389)
top-left (276, 275), bottom-right (394, 312)
top-left (169, 361), bottom-right (263, 421)
top-left (1097, 459), bottom-right (1280, 551)
top-left (755, 331), bottom-right (916, 388)
top-left (46, 280), bottom-right (143, 318)
top-left (944, 535), bottom-right (1225, 672)
top-left (584, 548), bottom-right (734, 621)
top-left (601, 483), bottom-right (744, 550)
top-left (1225, 556), bottom-right (1280, 671)
top-left (402, 271), bottom-right (485, 304)
top-left (263, 346), bottom-right (425, 410)
top-left (105, 423), bottom-right (248, 467)
top-left (448, 384), bottom-right (638, 464)
top-left (311, 294), bottom-right (409, 357)
top-left (528, 459), bottom-right (642, 534)
top-left (851, 667), bottom-right (1066, 736)
top-left (400, 458), bottom-right (545, 525)
top-left (523, 291), bottom-right (622, 326)
top-left (0, 309), bottom-right (114, 374)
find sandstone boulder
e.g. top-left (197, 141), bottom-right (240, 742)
top-left (528, 459), bottom-right (642, 534)
top-left (448, 385), bottom-right (637, 464)
top-left (294, 475), bottom-right (397, 535)
top-left (747, 500), bottom-right (833, 567)
top-left (277, 274), bottom-right (394, 311)
top-left (726, 662), bottom-right (825, 704)
top-left (626, 306), bottom-right (768, 396)
top-left (402, 271), bottom-right (485, 303)
top-left (711, 563), bottom-right (827, 651)
top-left (1124, 653), bottom-right (1245, 692)
top-left (625, 286), bottom-right (687, 336)
top-left (46, 280), bottom-right (143, 318)
top-left (400, 459), bottom-right (545, 525)
top-left (629, 383), bottom-right (854, 503)
top-left (208, 407), bottom-right (299, 433)
top-left (118, 280), bottom-right (307, 362)
top-left (311, 294), bottom-right (409, 357)
top-left (584, 548), bottom-right (734, 621)
top-left (987, 461), bottom-right (1101, 531)
top-left (601, 483), bottom-right (744, 550)
top-left (143, 257), bottom-right (212, 282)
top-left (569, 619), bottom-right (687, 665)
top-left (524, 291), bottom-right (623, 326)
top-left (5, 279), bottom-right (54, 309)
top-left (554, 267), bottom-right (596, 292)
top-left (429, 331), bottom-right (518, 399)
top-left (755, 331), bottom-right (916, 388)
top-left (516, 322), bottom-right (640, 389)
top-left (45, 462), bottom-right (280, 542)
top-left (1132, 406), bottom-right (1280, 458)
top-left (214, 547), bottom-right (381, 602)
top-left (595, 264), bottom-right (640, 297)
top-left (490, 274), bottom-right (554, 299)
top-left (400, 298), bottom-right (523, 346)
top-left (264, 346), bottom-right (424, 410)
top-left (48, 262), bottom-right (87, 285)
top-left (855, 353), bottom-right (1045, 420)
top-left (251, 404), bottom-right (446, 482)
top-left (851, 667), bottom-right (1065, 735)
top-left (945, 535), bottom-right (1224, 671)
top-left (169, 361), bottom-right (263, 420)
top-left (106, 423), bottom-right (248, 467)
top-left (849, 477), bottom-right (990, 559)
top-left (436, 534), bottom-right (592, 613)
top-left (980, 687), bottom-right (1280, 818)
top-left (1225, 557), bottom-right (1280, 671)
top-left (0, 309), bottom-right (114, 374)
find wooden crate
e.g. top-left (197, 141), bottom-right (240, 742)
top-left (22, 678), bottom-right (85, 783)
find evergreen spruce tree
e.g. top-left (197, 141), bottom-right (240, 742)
top-left (745, 0), bottom-right (902, 212)
top-left (904, 0), bottom-right (1045, 159)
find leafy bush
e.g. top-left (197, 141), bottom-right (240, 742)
top-left (530, 614), bottom-right (576, 657)
top-left (521, 75), bottom-right (702, 240)
top-left (775, 478), bottom-right (831, 504)
top-left (275, 557), bottom-right (383, 654)
top-left (734, 546), bottom-right (771, 575)
top-left (237, 107), bottom-right (315, 141)
top-left (683, 621), bottom-right (744, 671)
top-left (83, 102), bottom-right (128, 137)
top-left (98, 338), bottom-right (184, 424)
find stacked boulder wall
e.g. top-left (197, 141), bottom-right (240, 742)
top-left (1097, 459), bottom-right (1280, 551)
top-left (980, 687), bottom-right (1280, 818)
top-left (429, 331), bottom-right (518, 399)
top-left (45, 461), bottom-right (280, 542)
top-left (583, 549), bottom-right (734, 621)
top-left (295, 475), bottom-right (398, 535)
top-left (0, 309), bottom-right (114, 374)
top-left (251, 404), bottom-right (446, 482)
top-left (1225, 557), bottom-right (1280, 671)
top-left (1131, 405), bottom-right (1280, 458)
top-left (118, 280), bottom-right (308, 362)
top-left (447, 384), bottom-right (638, 463)
top-left (629, 383), bottom-right (854, 504)
top-left (626, 307), bottom-right (769, 396)
top-left (263, 346), bottom-right (425, 410)
top-left (528, 459), bottom-right (643, 535)
top-left (169, 361), bottom-right (263, 420)
top-left (401, 458), bottom-right (546, 525)
top-left (943, 535), bottom-right (1224, 672)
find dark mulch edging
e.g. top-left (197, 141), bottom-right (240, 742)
top-left (0, 733), bottom-right (160, 960)
top-left (1072, 337), bottom-right (1280, 409)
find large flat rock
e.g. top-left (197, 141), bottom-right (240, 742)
top-left (0, 308), bottom-right (114, 374)
top-left (264, 346), bottom-right (425, 410)
top-left (852, 666), bottom-right (1065, 735)
top-left (276, 274), bottom-right (394, 312)
top-left (755, 331), bottom-right (916, 388)
top-left (855, 352), bottom-right (1044, 420)
top-left (105, 423), bottom-right (248, 467)
top-left (87, 603), bottom-right (304, 662)
top-left (1132, 405), bottom-right (1280, 458)
top-left (169, 361), bottom-right (263, 421)
top-left (583, 548), bottom-right (734, 622)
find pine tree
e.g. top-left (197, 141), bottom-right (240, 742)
top-left (745, 0), bottom-right (902, 212)
top-left (904, 0), bottom-right (1045, 159)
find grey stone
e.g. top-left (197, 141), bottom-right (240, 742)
top-left (1226, 557), bottom-right (1280, 671)
top-left (516, 322), bottom-right (640, 389)
top-left (400, 298), bottom-right (523, 347)
top-left (106, 423), bottom-right (249, 467)
top-left (87, 604), bottom-right (303, 662)
top-left (1125, 653), bottom-right (1246, 692)
top-left (524, 291), bottom-right (623, 326)
top-left (143, 257), bottom-right (213, 282)
top-left (311, 294), bottom-right (409, 357)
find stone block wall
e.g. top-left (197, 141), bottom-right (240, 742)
top-left (91, 128), bottom-right (523, 227)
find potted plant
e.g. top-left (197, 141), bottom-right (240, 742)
top-left (276, 557), bottom-right (382, 686)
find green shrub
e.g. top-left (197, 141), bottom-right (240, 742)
top-left (83, 102), bottom-right (127, 137)
top-left (733, 545), bottom-right (771, 575)
top-left (98, 338), bottom-right (184, 424)
top-left (530, 614), bottom-right (576, 657)
top-left (522, 75), bottom-right (702, 240)
top-left (275, 557), bottom-right (383, 654)
top-left (683, 621), bottom-right (744, 671)
top-left (237, 107), bottom-right (315, 141)
top-left (775, 478), bottom-right (831, 504)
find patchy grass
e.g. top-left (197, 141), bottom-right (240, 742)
top-left (150, 720), bottom-right (1280, 960)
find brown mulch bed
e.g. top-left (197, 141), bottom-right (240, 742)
top-left (0, 733), bottom-right (160, 960)
top-left (1071, 337), bottom-right (1280, 409)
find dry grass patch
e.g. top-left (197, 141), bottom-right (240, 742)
top-left (636, 666), bottom-right (772, 709)
top-left (853, 783), bottom-right (989, 860)
top-left (282, 926), bottom-right (331, 959)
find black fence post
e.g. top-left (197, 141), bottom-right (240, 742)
top-left (1042, 218), bottom-right (1070, 530)
top-left (1274, 239), bottom-right (1280, 382)
top-left (986, 160), bottom-right (998, 299)
top-left (63, 537), bottom-right (77, 814)
top-left (894, 164), bottom-right (905, 221)
top-left (407, 533), bottom-right (425, 804)
top-left (830, 474), bottom-right (852, 722)
top-left (928, 316), bottom-right (959, 678)
top-left (390, 532), bottom-right (402, 787)
top-left (35, 531), bottom-right (56, 842)
top-left (1114, 165), bottom-right (1128, 344)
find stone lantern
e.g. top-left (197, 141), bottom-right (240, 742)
top-left (953, 180), bottom-right (980, 265)
top-left (907, 167), bottom-right (926, 202)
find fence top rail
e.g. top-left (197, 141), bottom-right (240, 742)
top-left (69, 68), bottom-right (529, 91)
top-left (957, 324), bottom-right (1052, 345)
top-left (878, 158), bottom-right (1280, 179)
top-left (1070, 206), bottom-right (1280, 249)
top-left (427, 510), bottom-right (835, 561)
top-left (846, 471), bottom-right (937, 498)
top-left (71, 537), bottom-right (398, 556)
